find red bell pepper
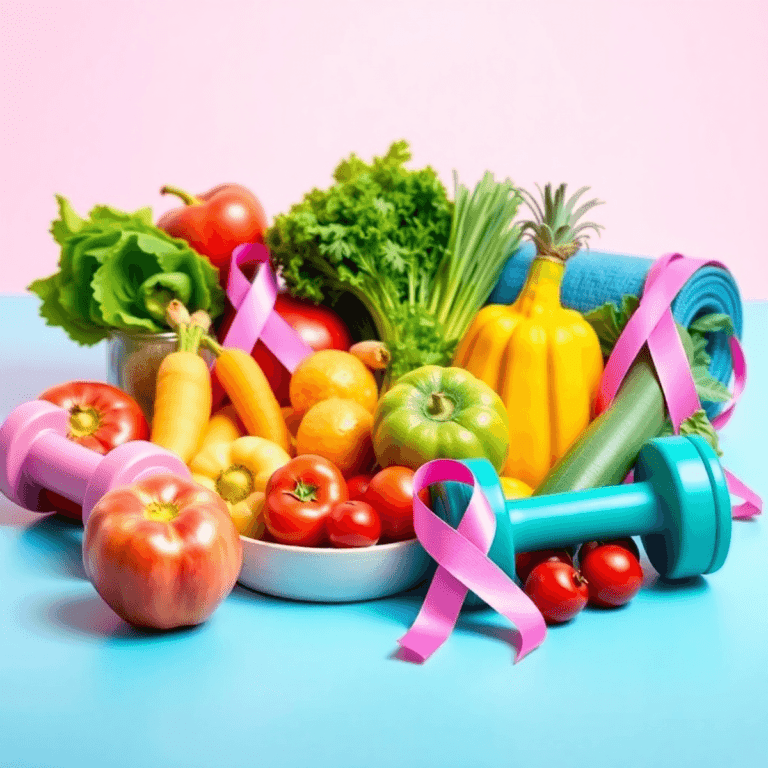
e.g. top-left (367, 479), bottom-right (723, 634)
top-left (156, 183), bottom-right (268, 287)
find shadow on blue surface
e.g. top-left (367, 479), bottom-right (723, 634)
top-left (17, 513), bottom-right (86, 580)
top-left (26, 591), bottom-right (211, 644)
top-left (642, 573), bottom-right (708, 594)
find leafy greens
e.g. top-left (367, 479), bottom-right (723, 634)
top-left (266, 141), bottom-right (523, 382)
top-left (29, 196), bottom-right (225, 345)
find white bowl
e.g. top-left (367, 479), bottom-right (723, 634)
top-left (238, 535), bottom-right (434, 603)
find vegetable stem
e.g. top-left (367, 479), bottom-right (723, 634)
top-left (160, 185), bottom-right (204, 206)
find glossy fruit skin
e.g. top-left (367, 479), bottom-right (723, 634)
top-left (580, 544), bottom-right (644, 608)
top-left (157, 183), bottom-right (268, 287)
top-left (524, 561), bottom-right (589, 624)
top-left (38, 381), bottom-right (150, 520)
top-left (251, 295), bottom-right (353, 406)
top-left (327, 500), bottom-right (381, 548)
top-left (373, 365), bottom-right (509, 473)
top-left (39, 380), bottom-right (149, 453)
top-left (289, 349), bottom-right (379, 416)
top-left (82, 473), bottom-right (243, 630)
top-left (264, 455), bottom-right (348, 547)
top-left (578, 537), bottom-right (641, 564)
top-left (363, 466), bottom-right (427, 543)
top-left (347, 475), bottom-right (374, 501)
top-left (295, 397), bottom-right (375, 477)
top-left (515, 548), bottom-right (574, 585)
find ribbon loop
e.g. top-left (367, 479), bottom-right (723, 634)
top-left (222, 243), bottom-right (313, 371)
top-left (398, 460), bottom-right (547, 664)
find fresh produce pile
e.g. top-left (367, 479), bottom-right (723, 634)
top-left (25, 141), bottom-right (740, 631)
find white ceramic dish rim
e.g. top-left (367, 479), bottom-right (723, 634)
top-left (238, 534), bottom-right (421, 554)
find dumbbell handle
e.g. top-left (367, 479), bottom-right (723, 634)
top-left (508, 482), bottom-right (661, 553)
top-left (1, 400), bottom-right (190, 520)
top-left (24, 428), bottom-right (101, 505)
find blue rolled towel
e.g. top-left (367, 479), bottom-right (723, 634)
top-left (488, 242), bottom-right (744, 419)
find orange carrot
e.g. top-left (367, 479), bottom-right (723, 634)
top-left (203, 338), bottom-right (291, 453)
top-left (150, 302), bottom-right (212, 463)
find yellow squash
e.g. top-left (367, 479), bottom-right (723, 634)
top-left (455, 257), bottom-right (603, 486)
top-left (454, 183), bottom-right (606, 488)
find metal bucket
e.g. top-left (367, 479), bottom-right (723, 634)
top-left (107, 331), bottom-right (214, 425)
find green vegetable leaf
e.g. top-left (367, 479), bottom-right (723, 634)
top-left (583, 294), bottom-right (640, 358)
top-left (688, 313), bottom-right (735, 337)
top-left (28, 196), bottom-right (225, 345)
top-left (50, 194), bottom-right (86, 245)
top-left (267, 141), bottom-right (524, 380)
top-left (659, 410), bottom-right (722, 456)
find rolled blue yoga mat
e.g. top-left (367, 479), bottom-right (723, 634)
top-left (488, 242), bottom-right (744, 419)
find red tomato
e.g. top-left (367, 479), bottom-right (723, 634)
top-left (580, 544), bottom-right (644, 608)
top-left (524, 561), bottom-right (589, 624)
top-left (578, 537), bottom-right (640, 564)
top-left (347, 474), bottom-right (374, 501)
top-left (327, 500), bottom-right (381, 548)
top-left (515, 549), bottom-right (574, 585)
top-left (363, 466), bottom-right (429, 543)
top-left (264, 455), bottom-right (348, 547)
top-left (38, 381), bottom-right (150, 520)
top-left (82, 473), bottom-right (242, 630)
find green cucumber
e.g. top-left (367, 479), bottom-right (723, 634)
top-left (534, 330), bottom-right (693, 496)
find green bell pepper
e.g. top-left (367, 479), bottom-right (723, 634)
top-left (373, 366), bottom-right (510, 472)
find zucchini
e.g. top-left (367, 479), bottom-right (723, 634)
top-left (534, 329), bottom-right (693, 496)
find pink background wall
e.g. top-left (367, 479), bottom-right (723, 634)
top-left (2, 0), bottom-right (767, 298)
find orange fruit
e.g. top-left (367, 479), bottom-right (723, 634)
top-left (295, 397), bottom-right (374, 477)
top-left (289, 350), bottom-right (379, 415)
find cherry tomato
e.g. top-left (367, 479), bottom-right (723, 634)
top-left (578, 537), bottom-right (640, 564)
top-left (580, 544), bottom-right (644, 608)
top-left (83, 473), bottom-right (242, 630)
top-left (38, 381), bottom-right (150, 520)
top-left (327, 500), bottom-right (381, 548)
top-left (524, 561), bottom-right (589, 624)
top-left (515, 548), bottom-right (574, 585)
top-left (347, 474), bottom-right (374, 501)
top-left (363, 466), bottom-right (429, 543)
top-left (264, 455), bottom-right (348, 547)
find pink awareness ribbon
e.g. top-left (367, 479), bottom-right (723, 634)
top-left (220, 243), bottom-right (314, 369)
top-left (397, 460), bottom-right (547, 664)
top-left (598, 253), bottom-right (761, 519)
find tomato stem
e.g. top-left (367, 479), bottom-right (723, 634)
top-left (425, 392), bottom-right (455, 422)
top-left (288, 480), bottom-right (318, 503)
top-left (144, 501), bottom-right (180, 522)
top-left (160, 185), bottom-right (204, 207)
top-left (68, 405), bottom-right (101, 438)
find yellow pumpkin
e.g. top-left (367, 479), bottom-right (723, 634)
top-left (454, 184), bottom-right (605, 488)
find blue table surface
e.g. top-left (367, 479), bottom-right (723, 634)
top-left (1, 294), bottom-right (767, 768)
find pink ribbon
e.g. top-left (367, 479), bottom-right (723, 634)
top-left (599, 253), bottom-right (761, 519)
top-left (220, 243), bottom-right (314, 369)
top-left (397, 460), bottom-right (547, 663)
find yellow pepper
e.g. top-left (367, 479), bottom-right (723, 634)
top-left (454, 257), bottom-right (604, 488)
top-left (189, 408), bottom-right (291, 538)
top-left (500, 477), bottom-right (533, 499)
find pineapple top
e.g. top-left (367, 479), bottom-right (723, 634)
top-left (520, 183), bottom-right (604, 261)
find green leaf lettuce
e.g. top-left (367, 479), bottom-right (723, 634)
top-left (28, 197), bottom-right (225, 345)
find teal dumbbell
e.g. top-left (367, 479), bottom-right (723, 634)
top-left (435, 435), bottom-right (732, 589)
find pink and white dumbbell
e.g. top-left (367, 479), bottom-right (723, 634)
top-left (0, 400), bottom-right (190, 523)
